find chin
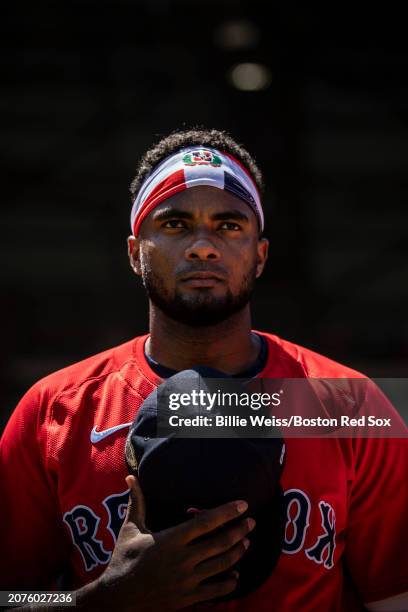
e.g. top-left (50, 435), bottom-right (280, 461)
top-left (144, 273), bottom-right (254, 326)
top-left (163, 297), bottom-right (249, 327)
top-left (168, 311), bottom-right (238, 327)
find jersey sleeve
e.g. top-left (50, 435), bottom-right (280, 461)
top-left (345, 380), bottom-right (408, 604)
top-left (0, 382), bottom-right (71, 589)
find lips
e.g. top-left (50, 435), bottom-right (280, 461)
top-left (180, 270), bottom-right (225, 288)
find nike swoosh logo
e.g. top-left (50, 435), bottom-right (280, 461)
top-left (90, 422), bottom-right (132, 444)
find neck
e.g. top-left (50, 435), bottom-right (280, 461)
top-left (146, 303), bottom-right (260, 375)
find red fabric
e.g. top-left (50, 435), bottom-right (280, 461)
top-left (133, 169), bottom-right (186, 235)
top-left (1, 332), bottom-right (407, 610)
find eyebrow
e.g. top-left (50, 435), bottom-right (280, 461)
top-left (152, 208), bottom-right (193, 222)
top-left (152, 207), bottom-right (250, 223)
top-left (212, 211), bottom-right (249, 223)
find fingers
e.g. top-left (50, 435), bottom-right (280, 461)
top-left (195, 573), bottom-right (240, 602)
top-left (195, 537), bottom-right (250, 581)
top-left (191, 517), bottom-right (255, 565)
top-left (124, 474), bottom-right (148, 532)
top-left (173, 500), bottom-right (249, 543)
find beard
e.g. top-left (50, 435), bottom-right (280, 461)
top-left (141, 266), bottom-right (257, 327)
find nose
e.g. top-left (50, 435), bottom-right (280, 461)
top-left (185, 238), bottom-right (221, 262)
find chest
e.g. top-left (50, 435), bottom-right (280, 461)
top-left (51, 388), bottom-right (353, 583)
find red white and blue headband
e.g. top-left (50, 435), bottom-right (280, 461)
top-left (130, 146), bottom-right (264, 236)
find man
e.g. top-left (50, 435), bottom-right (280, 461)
top-left (1, 129), bottom-right (407, 611)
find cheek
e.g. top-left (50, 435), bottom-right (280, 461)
top-left (228, 245), bottom-right (257, 276)
top-left (140, 244), bottom-right (176, 280)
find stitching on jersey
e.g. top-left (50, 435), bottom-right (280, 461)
top-left (116, 365), bottom-right (157, 398)
top-left (33, 388), bottom-right (62, 508)
top-left (266, 334), bottom-right (307, 377)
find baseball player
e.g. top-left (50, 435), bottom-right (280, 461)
top-left (1, 129), bottom-right (407, 611)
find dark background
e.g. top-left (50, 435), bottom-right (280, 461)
top-left (2, 2), bottom-right (408, 429)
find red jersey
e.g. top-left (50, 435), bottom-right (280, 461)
top-left (1, 332), bottom-right (407, 610)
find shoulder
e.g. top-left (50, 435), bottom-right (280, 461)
top-left (255, 331), bottom-right (404, 424)
top-left (1, 335), bottom-right (153, 473)
top-left (21, 334), bottom-right (149, 407)
top-left (256, 330), bottom-right (366, 378)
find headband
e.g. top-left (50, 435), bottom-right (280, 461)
top-left (130, 146), bottom-right (263, 236)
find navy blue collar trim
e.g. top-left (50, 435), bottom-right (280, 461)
top-left (144, 333), bottom-right (268, 379)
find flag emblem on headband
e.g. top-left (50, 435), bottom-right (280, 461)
top-left (182, 150), bottom-right (222, 167)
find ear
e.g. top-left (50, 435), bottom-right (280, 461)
top-left (255, 237), bottom-right (269, 278)
top-left (127, 235), bottom-right (142, 276)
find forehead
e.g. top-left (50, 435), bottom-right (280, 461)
top-left (151, 185), bottom-right (256, 219)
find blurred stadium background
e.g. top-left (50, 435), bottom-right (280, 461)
top-left (1, 2), bottom-right (407, 428)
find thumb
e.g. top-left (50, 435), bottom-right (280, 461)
top-left (125, 474), bottom-right (149, 533)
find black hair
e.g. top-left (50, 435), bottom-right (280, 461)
top-left (129, 128), bottom-right (264, 201)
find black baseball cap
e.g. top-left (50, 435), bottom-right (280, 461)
top-left (125, 367), bottom-right (286, 599)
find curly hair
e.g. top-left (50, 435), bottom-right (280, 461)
top-left (129, 128), bottom-right (264, 201)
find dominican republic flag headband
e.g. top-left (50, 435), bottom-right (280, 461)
top-left (130, 146), bottom-right (264, 236)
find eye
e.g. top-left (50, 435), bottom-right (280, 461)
top-left (162, 219), bottom-right (187, 229)
top-left (219, 221), bottom-right (241, 231)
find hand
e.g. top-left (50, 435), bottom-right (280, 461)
top-left (97, 474), bottom-right (255, 611)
